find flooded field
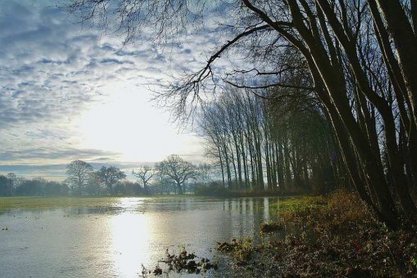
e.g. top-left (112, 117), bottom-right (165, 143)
top-left (0, 197), bottom-right (281, 277)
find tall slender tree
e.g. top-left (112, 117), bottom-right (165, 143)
top-left (69, 0), bottom-right (417, 227)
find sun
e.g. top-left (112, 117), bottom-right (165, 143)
top-left (76, 82), bottom-right (200, 162)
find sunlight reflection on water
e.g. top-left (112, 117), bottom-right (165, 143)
top-left (116, 198), bottom-right (146, 211)
top-left (111, 212), bottom-right (151, 278)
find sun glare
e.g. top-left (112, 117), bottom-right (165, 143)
top-left (77, 82), bottom-right (197, 162)
top-left (110, 210), bottom-right (152, 277)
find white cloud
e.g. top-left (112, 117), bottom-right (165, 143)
top-left (0, 0), bottom-right (237, 179)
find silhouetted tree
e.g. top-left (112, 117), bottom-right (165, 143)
top-left (132, 165), bottom-right (155, 194)
top-left (14, 178), bottom-right (42, 196)
top-left (86, 172), bottom-right (101, 196)
top-left (0, 175), bottom-right (13, 196)
top-left (95, 166), bottom-right (126, 195)
top-left (157, 154), bottom-right (196, 194)
top-left (66, 160), bottom-right (93, 195)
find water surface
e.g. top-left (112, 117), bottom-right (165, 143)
top-left (0, 197), bottom-right (281, 277)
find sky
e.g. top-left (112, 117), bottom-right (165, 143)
top-left (0, 0), bottom-right (225, 180)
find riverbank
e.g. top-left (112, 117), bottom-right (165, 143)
top-left (0, 195), bottom-right (279, 277)
top-left (0, 196), bottom-right (123, 211)
top-left (0, 193), bottom-right (299, 211)
top-left (217, 191), bottom-right (417, 277)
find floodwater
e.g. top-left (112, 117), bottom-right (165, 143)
top-left (0, 197), bottom-right (281, 277)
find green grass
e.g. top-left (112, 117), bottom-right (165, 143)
top-left (0, 194), bottom-right (321, 212)
top-left (0, 195), bottom-right (221, 211)
top-left (269, 195), bottom-right (327, 213)
top-left (0, 196), bottom-right (124, 211)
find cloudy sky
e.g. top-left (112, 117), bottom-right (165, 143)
top-left (0, 0), bottom-right (225, 180)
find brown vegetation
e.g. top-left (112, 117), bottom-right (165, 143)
top-left (218, 191), bottom-right (417, 277)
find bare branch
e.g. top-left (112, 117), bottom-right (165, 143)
top-left (224, 79), bottom-right (315, 92)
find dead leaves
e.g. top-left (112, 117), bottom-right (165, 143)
top-left (218, 191), bottom-right (417, 277)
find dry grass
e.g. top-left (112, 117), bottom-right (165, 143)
top-left (218, 190), bottom-right (417, 277)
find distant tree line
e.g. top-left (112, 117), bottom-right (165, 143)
top-left (0, 174), bottom-right (69, 196)
top-left (64, 158), bottom-right (203, 196)
top-left (0, 155), bottom-right (214, 196)
top-left (65, 160), bottom-right (129, 196)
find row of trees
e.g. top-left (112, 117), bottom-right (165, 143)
top-left (0, 174), bottom-right (69, 196)
top-left (0, 155), bottom-right (209, 196)
top-left (0, 156), bottom-right (217, 197)
top-left (199, 87), bottom-right (337, 193)
top-left (66, 155), bottom-right (198, 195)
top-left (221, 0), bottom-right (417, 227)
top-left (69, 0), bottom-right (417, 227)
top-left (65, 161), bottom-right (127, 195)
top-left (64, 155), bottom-right (209, 196)
top-left (0, 171), bottom-right (144, 197)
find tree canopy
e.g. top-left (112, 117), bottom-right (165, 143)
top-left (96, 166), bottom-right (126, 194)
top-left (66, 160), bottom-right (93, 195)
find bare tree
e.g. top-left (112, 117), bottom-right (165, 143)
top-left (66, 160), bottom-right (93, 195)
top-left (96, 166), bottom-right (126, 195)
top-left (157, 154), bottom-right (196, 194)
top-left (132, 165), bottom-right (155, 194)
top-left (199, 85), bottom-right (335, 193)
top-left (68, 0), bottom-right (417, 227)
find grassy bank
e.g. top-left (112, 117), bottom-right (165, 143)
top-left (218, 191), bottom-right (417, 277)
top-left (0, 193), bottom-right (302, 211)
top-left (0, 194), bottom-right (250, 211)
top-left (0, 196), bottom-right (125, 211)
